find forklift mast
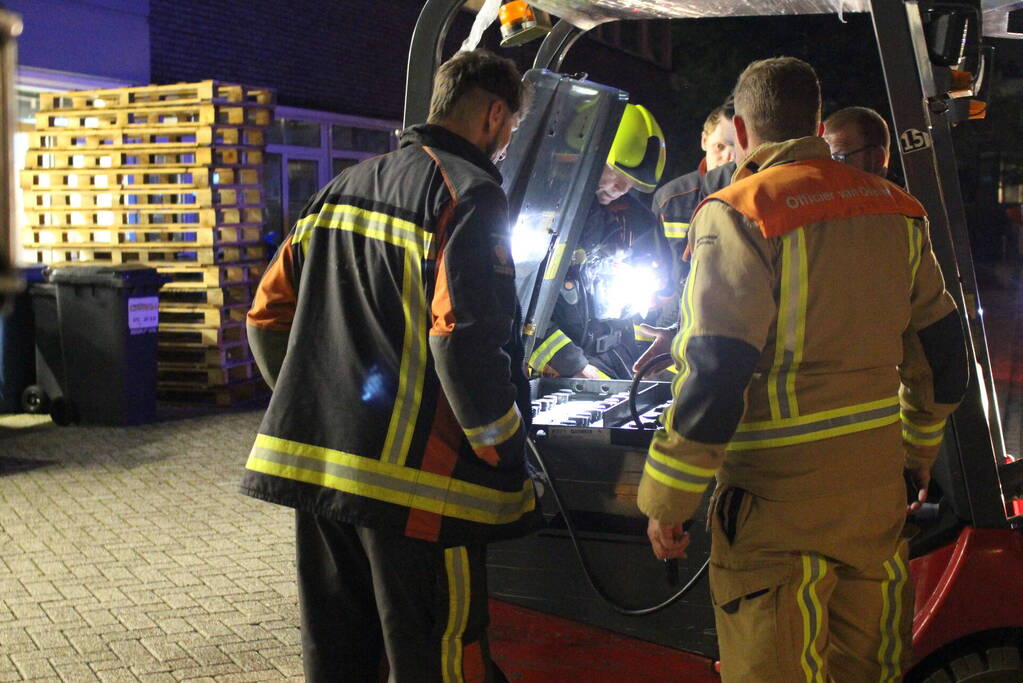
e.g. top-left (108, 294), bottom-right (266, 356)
top-left (403, 0), bottom-right (1023, 533)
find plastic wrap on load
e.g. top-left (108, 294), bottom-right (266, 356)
top-left (982, 0), bottom-right (1023, 39)
top-left (527, 0), bottom-right (870, 29)
top-left (462, 0), bottom-right (503, 50)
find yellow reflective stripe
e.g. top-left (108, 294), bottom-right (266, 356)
top-left (634, 323), bottom-right (655, 342)
top-left (662, 221), bottom-right (689, 239)
top-left (769, 230), bottom-right (807, 420)
top-left (464, 404), bottom-right (521, 449)
top-left (544, 243), bottom-right (567, 280)
top-left (247, 434), bottom-right (536, 524)
top-left (442, 547), bottom-right (470, 683)
top-left (294, 203), bottom-right (434, 257)
top-left (382, 251), bottom-right (428, 465)
top-left (664, 260), bottom-right (699, 433)
top-left (647, 447), bottom-right (718, 479)
top-left (729, 397), bottom-right (899, 451)
top-left (529, 329), bottom-right (571, 371)
top-left (645, 447), bottom-right (717, 493)
top-left (907, 218), bottom-right (922, 286)
top-left (901, 415), bottom-right (946, 447)
top-left (877, 552), bottom-right (908, 682)
top-left (643, 461), bottom-right (710, 493)
top-left (797, 553), bottom-right (827, 683)
top-left (594, 368), bottom-right (611, 380)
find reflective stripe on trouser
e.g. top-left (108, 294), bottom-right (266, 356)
top-left (709, 488), bottom-right (911, 683)
top-left (295, 512), bottom-right (493, 683)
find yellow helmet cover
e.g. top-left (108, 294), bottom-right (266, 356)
top-left (607, 104), bottom-right (666, 193)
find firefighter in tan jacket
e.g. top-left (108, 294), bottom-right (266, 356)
top-left (637, 58), bottom-right (968, 682)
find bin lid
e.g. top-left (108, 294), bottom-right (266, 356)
top-left (17, 264), bottom-right (47, 284)
top-left (47, 263), bottom-right (169, 289)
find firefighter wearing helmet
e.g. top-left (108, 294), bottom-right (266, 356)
top-left (528, 103), bottom-right (670, 379)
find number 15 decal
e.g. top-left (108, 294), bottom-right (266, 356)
top-left (899, 128), bottom-right (932, 154)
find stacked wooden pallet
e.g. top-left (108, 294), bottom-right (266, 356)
top-left (21, 80), bottom-right (274, 406)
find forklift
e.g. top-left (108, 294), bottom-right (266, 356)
top-left (400, 1), bottom-right (1023, 680)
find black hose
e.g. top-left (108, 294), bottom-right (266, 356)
top-left (526, 436), bottom-right (709, 616)
top-left (629, 353), bottom-right (673, 429)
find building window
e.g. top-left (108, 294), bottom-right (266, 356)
top-left (266, 106), bottom-right (399, 236)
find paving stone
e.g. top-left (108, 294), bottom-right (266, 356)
top-left (0, 407), bottom-right (309, 680)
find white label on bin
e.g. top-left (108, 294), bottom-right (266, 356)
top-left (128, 296), bottom-right (159, 334)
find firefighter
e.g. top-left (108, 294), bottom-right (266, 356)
top-left (637, 57), bottom-right (968, 681)
top-left (824, 105), bottom-right (892, 178)
top-left (241, 50), bottom-right (538, 682)
top-left (650, 99), bottom-right (737, 322)
top-left (529, 103), bottom-right (668, 379)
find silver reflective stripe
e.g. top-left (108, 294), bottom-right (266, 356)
top-left (731, 402), bottom-right (899, 446)
top-left (878, 553), bottom-right (908, 682)
top-left (442, 547), bottom-right (470, 683)
top-left (644, 455), bottom-right (714, 488)
top-left (249, 446), bottom-right (530, 521)
top-left (382, 251), bottom-right (428, 466)
top-left (798, 553), bottom-right (827, 682)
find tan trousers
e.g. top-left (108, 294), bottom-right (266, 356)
top-left (708, 481), bottom-right (913, 682)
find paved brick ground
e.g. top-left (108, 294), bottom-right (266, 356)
top-left (0, 405), bottom-right (303, 682)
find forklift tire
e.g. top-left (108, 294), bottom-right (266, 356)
top-left (915, 644), bottom-right (1022, 682)
top-left (49, 397), bottom-right (79, 427)
top-left (21, 385), bottom-right (50, 414)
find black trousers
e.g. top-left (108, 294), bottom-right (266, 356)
top-left (295, 511), bottom-right (503, 683)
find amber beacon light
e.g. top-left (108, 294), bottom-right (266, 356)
top-left (498, 1), bottom-right (551, 47)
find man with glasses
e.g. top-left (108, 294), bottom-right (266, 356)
top-left (823, 105), bottom-right (891, 177)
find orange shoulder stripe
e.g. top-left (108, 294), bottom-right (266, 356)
top-left (699, 158), bottom-right (925, 238)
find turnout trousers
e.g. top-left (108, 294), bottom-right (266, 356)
top-left (708, 479), bottom-right (914, 683)
top-left (295, 510), bottom-right (503, 683)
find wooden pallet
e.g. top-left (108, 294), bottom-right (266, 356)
top-left (158, 359), bottom-right (257, 386)
top-left (24, 147), bottom-right (264, 171)
top-left (36, 102), bottom-right (272, 132)
top-left (22, 166), bottom-right (261, 191)
top-left (40, 81), bottom-right (274, 111)
top-left (157, 262), bottom-right (264, 289)
top-left (159, 283), bottom-right (254, 306)
top-left (20, 243), bottom-right (266, 266)
top-left (28, 125), bottom-right (267, 151)
top-left (158, 339), bottom-right (252, 366)
top-left (24, 187), bottom-right (263, 211)
top-left (158, 302), bottom-right (249, 327)
top-left (25, 207), bottom-right (263, 230)
top-left (158, 322), bottom-right (247, 347)
top-left (158, 376), bottom-right (268, 406)
top-left (24, 225), bottom-right (263, 250)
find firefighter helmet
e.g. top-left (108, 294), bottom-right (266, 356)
top-left (607, 104), bottom-right (666, 193)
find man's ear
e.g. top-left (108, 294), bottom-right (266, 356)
top-left (733, 114), bottom-right (749, 151)
top-left (485, 99), bottom-right (505, 134)
top-left (700, 130), bottom-right (709, 152)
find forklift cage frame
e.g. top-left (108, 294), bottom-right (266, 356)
top-left (402, 0), bottom-right (1022, 533)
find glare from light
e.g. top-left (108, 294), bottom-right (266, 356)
top-left (511, 211), bottom-right (555, 264)
top-left (591, 252), bottom-right (660, 320)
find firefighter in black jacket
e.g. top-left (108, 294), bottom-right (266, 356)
top-left (529, 104), bottom-right (668, 379)
top-left (242, 50), bottom-right (537, 682)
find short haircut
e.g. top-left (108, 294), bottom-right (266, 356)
top-left (824, 106), bottom-right (891, 151)
top-left (427, 49), bottom-right (524, 124)
top-left (733, 57), bottom-right (821, 143)
top-left (702, 105), bottom-right (730, 136)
